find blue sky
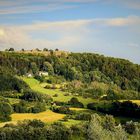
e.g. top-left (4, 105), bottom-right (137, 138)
top-left (0, 0), bottom-right (140, 64)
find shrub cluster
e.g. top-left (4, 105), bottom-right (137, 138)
top-left (87, 101), bottom-right (140, 119)
top-left (20, 90), bottom-right (52, 103)
top-left (0, 102), bottom-right (13, 122)
top-left (0, 121), bottom-right (71, 140)
top-left (51, 106), bottom-right (72, 114)
top-left (68, 97), bottom-right (84, 108)
top-left (13, 101), bottom-right (46, 113)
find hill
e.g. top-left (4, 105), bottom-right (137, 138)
top-left (0, 50), bottom-right (140, 140)
top-left (0, 51), bottom-right (140, 91)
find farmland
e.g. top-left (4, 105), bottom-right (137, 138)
top-left (0, 110), bottom-right (65, 127)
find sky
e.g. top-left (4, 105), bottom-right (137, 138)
top-left (0, 0), bottom-right (140, 64)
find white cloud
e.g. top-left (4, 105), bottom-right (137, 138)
top-left (0, 16), bottom-right (140, 51)
top-left (19, 16), bottom-right (140, 31)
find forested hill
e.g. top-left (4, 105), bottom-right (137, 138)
top-left (0, 51), bottom-right (140, 92)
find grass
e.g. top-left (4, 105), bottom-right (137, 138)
top-left (62, 119), bottom-right (82, 127)
top-left (70, 107), bottom-right (88, 111)
top-left (0, 110), bottom-right (65, 127)
top-left (21, 77), bottom-right (95, 107)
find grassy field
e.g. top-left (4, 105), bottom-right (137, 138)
top-left (0, 110), bottom-right (65, 127)
top-left (21, 77), bottom-right (95, 107)
top-left (2, 77), bottom-right (139, 127)
top-left (70, 108), bottom-right (88, 111)
top-left (0, 77), bottom-right (95, 127)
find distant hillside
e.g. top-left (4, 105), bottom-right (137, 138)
top-left (0, 51), bottom-right (140, 92)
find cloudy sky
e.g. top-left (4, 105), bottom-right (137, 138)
top-left (0, 0), bottom-right (140, 64)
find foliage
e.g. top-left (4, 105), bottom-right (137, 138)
top-left (68, 97), bottom-right (84, 108)
top-left (87, 114), bottom-right (127, 140)
top-left (21, 89), bottom-right (52, 103)
top-left (0, 102), bottom-right (13, 122)
top-left (75, 112), bottom-right (91, 121)
top-left (13, 100), bottom-right (28, 113)
top-left (51, 106), bottom-right (72, 114)
top-left (0, 52), bottom-right (140, 92)
top-left (0, 120), bottom-right (71, 140)
top-left (0, 68), bottom-right (29, 92)
top-left (29, 102), bottom-right (46, 113)
top-left (43, 61), bottom-right (54, 75)
top-left (30, 62), bottom-right (39, 75)
top-left (87, 100), bottom-right (140, 119)
top-left (34, 74), bottom-right (45, 82)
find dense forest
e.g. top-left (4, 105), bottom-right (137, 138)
top-left (0, 51), bottom-right (140, 98)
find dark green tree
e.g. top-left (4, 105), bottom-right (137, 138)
top-left (43, 62), bottom-right (54, 75)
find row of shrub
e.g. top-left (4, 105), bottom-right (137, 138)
top-left (13, 101), bottom-right (46, 113)
top-left (87, 100), bottom-right (140, 119)
top-left (20, 89), bottom-right (52, 103)
top-left (53, 97), bottom-right (84, 108)
top-left (0, 120), bottom-right (72, 140)
top-left (0, 97), bottom-right (48, 122)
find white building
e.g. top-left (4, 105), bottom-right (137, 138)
top-left (39, 71), bottom-right (49, 76)
top-left (27, 73), bottom-right (33, 78)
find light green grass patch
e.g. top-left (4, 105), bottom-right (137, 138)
top-left (21, 77), bottom-right (95, 107)
top-left (62, 119), bottom-right (82, 127)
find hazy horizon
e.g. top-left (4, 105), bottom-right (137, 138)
top-left (0, 0), bottom-right (140, 64)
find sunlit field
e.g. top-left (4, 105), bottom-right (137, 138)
top-left (0, 110), bottom-right (65, 127)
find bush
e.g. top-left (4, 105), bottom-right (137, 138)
top-left (68, 97), bottom-right (84, 108)
top-left (87, 103), bottom-right (97, 110)
top-left (0, 120), bottom-right (71, 140)
top-left (87, 114), bottom-right (127, 140)
top-left (64, 93), bottom-right (70, 96)
top-left (27, 119), bottom-right (45, 128)
top-left (34, 75), bottom-right (45, 83)
top-left (75, 112), bottom-right (91, 121)
top-left (30, 103), bottom-right (46, 113)
top-left (53, 94), bottom-right (58, 97)
top-left (53, 101), bottom-right (67, 106)
top-left (13, 101), bottom-right (46, 113)
top-left (0, 102), bottom-right (13, 122)
top-left (71, 123), bottom-right (88, 138)
top-left (124, 121), bottom-right (137, 134)
top-left (21, 90), bottom-right (52, 103)
top-left (51, 106), bottom-right (72, 114)
top-left (0, 72), bottom-right (29, 92)
top-left (88, 101), bottom-right (140, 119)
top-left (0, 96), bottom-right (9, 103)
top-left (13, 101), bottom-right (28, 113)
